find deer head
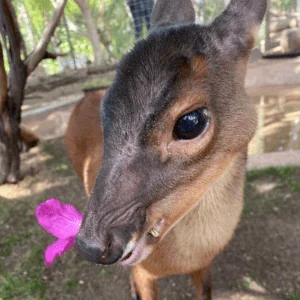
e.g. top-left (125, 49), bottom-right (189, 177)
top-left (75, 0), bottom-right (267, 265)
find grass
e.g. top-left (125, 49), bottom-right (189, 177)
top-left (65, 279), bottom-right (77, 294)
top-left (0, 232), bottom-right (48, 300)
top-left (0, 231), bottom-right (32, 257)
top-left (0, 139), bottom-right (114, 299)
top-left (246, 166), bottom-right (293, 181)
top-left (243, 166), bottom-right (300, 219)
top-left (232, 271), bottom-right (259, 291)
top-left (233, 278), bottom-right (252, 290)
top-left (0, 140), bottom-right (77, 300)
top-left (97, 268), bottom-right (112, 278)
top-left (42, 140), bottom-right (73, 176)
top-left (0, 185), bottom-right (49, 299)
top-left (247, 166), bottom-right (300, 191)
top-left (285, 292), bottom-right (300, 300)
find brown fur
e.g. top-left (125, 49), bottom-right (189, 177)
top-left (65, 0), bottom-right (266, 298)
top-left (20, 124), bottom-right (39, 152)
top-left (65, 90), bottom-right (105, 196)
top-left (66, 89), bottom-right (246, 299)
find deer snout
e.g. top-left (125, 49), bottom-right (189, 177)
top-left (74, 236), bottom-right (106, 263)
top-left (75, 226), bottom-right (134, 265)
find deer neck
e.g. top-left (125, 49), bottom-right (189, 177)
top-left (173, 150), bottom-right (247, 249)
top-left (143, 150), bottom-right (247, 276)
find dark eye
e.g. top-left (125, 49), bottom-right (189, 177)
top-left (173, 108), bottom-right (209, 140)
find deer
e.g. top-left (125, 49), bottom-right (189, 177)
top-left (65, 0), bottom-right (267, 299)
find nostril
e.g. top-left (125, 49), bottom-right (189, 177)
top-left (94, 234), bottom-right (123, 265)
top-left (74, 236), bottom-right (105, 263)
top-left (98, 247), bottom-right (123, 265)
top-left (74, 230), bottom-right (127, 265)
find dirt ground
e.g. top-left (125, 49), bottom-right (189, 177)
top-left (0, 138), bottom-right (299, 300)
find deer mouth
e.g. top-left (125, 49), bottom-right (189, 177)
top-left (119, 219), bottom-right (164, 266)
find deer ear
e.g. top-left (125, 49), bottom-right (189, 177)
top-left (151, 0), bottom-right (196, 29)
top-left (212, 0), bottom-right (267, 52)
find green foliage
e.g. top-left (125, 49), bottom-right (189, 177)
top-left (9, 0), bottom-right (137, 74)
top-left (7, 0), bottom-right (295, 75)
top-left (97, 0), bottom-right (135, 59)
top-left (196, 0), bottom-right (225, 24)
top-left (273, 0), bottom-right (297, 12)
top-left (14, 0), bottom-right (53, 48)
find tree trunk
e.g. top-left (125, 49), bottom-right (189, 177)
top-left (0, 42), bottom-right (9, 184)
top-left (0, 44), bottom-right (27, 183)
top-left (0, 76), bottom-right (26, 185)
top-left (74, 0), bottom-right (107, 66)
top-left (0, 0), bottom-right (27, 183)
top-left (0, 0), bottom-right (67, 184)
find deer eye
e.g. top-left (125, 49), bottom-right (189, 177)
top-left (173, 108), bottom-right (209, 140)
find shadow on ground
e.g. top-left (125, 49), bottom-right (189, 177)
top-left (0, 138), bottom-right (299, 300)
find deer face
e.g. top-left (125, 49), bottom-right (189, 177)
top-left (75, 0), bottom-right (267, 265)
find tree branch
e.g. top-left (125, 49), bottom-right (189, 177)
top-left (0, 41), bottom-right (7, 112)
top-left (7, 0), bottom-right (27, 58)
top-left (0, 0), bottom-right (23, 65)
top-left (43, 51), bottom-right (69, 60)
top-left (25, 0), bottom-right (67, 74)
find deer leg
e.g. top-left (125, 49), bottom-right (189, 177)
top-left (190, 266), bottom-right (212, 300)
top-left (130, 265), bottom-right (158, 300)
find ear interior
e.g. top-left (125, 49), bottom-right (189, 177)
top-left (212, 0), bottom-right (267, 51)
top-left (151, 0), bottom-right (195, 29)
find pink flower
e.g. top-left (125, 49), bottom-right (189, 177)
top-left (35, 199), bottom-right (83, 267)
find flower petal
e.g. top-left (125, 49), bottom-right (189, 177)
top-left (36, 199), bottom-right (83, 239)
top-left (45, 238), bottom-right (74, 267)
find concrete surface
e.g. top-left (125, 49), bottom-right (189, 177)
top-left (247, 150), bottom-right (300, 170)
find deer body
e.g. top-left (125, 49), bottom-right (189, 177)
top-left (65, 90), bottom-right (105, 195)
top-left (66, 89), bottom-right (246, 299)
top-left (65, 1), bottom-right (266, 299)
top-left (20, 124), bottom-right (39, 152)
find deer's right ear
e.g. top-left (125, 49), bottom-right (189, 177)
top-left (212, 0), bottom-right (267, 53)
top-left (151, 0), bottom-right (196, 29)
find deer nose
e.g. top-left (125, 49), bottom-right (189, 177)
top-left (74, 234), bottom-right (124, 265)
top-left (74, 237), bottom-right (105, 263)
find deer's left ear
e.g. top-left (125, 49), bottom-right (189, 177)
top-left (212, 0), bottom-right (267, 52)
top-left (151, 0), bottom-right (196, 29)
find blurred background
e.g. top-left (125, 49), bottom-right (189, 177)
top-left (0, 0), bottom-right (299, 299)
top-left (6, 0), bottom-right (300, 155)
top-left (11, 0), bottom-right (300, 73)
